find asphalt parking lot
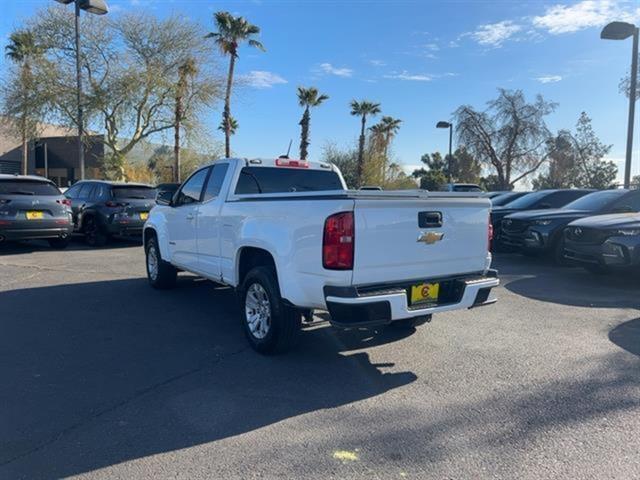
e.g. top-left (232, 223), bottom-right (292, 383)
top-left (1, 240), bottom-right (639, 480)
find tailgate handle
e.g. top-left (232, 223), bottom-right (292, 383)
top-left (419, 211), bottom-right (442, 228)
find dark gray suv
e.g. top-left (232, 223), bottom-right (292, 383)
top-left (0, 174), bottom-right (73, 248)
top-left (64, 180), bottom-right (156, 246)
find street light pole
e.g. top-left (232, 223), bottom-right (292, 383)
top-left (601, 21), bottom-right (639, 189)
top-left (74, 0), bottom-right (84, 181)
top-left (54, 0), bottom-right (108, 181)
top-left (436, 120), bottom-right (453, 184)
top-left (624, 28), bottom-right (638, 189)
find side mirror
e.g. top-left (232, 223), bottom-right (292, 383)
top-left (156, 191), bottom-right (174, 206)
top-left (538, 203), bottom-right (552, 209)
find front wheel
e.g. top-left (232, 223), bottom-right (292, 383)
top-left (239, 266), bottom-right (301, 354)
top-left (145, 236), bottom-right (177, 289)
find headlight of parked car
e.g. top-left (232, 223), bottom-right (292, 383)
top-left (533, 219), bottom-right (553, 226)
top-left (614, 228), bottom-right (640, 236)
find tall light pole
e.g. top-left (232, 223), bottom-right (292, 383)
top-left (601, 21), bottom-right (638, 189)
top-left (54, 0), bottom-right (108, 181)
top-left (436, 121), bottom-right (453, 183)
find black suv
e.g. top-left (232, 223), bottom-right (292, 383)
top-left (500, 189), bottom-right (640, 261)
top-left (491, 189), bottom-right (594, 249)
top-left (0, 174), bottom-right (73, 248)
top-left (64, 180), bottom-right (157, 246)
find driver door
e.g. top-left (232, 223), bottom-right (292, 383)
top-left (165, 167), bottom-right (210, 270)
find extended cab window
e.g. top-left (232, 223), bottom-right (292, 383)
top-left (0, 180), bottom-right (60, 196)
top-left (235, 167), bottom-right (343, 194)
top-left (175, 168), bottom-right (209, 206)
top-left (203, 164), bottom-right (229, 201)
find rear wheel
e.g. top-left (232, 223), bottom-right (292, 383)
top-left (239, 266), bottom-right (301, 354)
top-left (145, 235), bottom-right (177, 289)
top-left (48, 237), bottom-right (70, 249)
top-left (83, 217), bottom-right (108, 247)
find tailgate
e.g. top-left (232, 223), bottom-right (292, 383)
top-left (352, 197), bottom-right (490, 285)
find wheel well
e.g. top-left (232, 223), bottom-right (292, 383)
top-left (238, 247), bottom-right (277, 285)
top-left (143, 227), bottom-right (157, 246)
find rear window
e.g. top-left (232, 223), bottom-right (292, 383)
top-left (112, 186), bottom-right (156, 199)
top-left (0, 179), bottom-right (60, 196)
top-left (563, 190), bottom-right (625, 211)
top-left (505, 191), bottom-right (551, 209)
top-left (235, 167), bottom-right (344, 194)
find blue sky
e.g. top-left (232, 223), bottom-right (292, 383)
top-left (2, 0), bottom-right (640, 182)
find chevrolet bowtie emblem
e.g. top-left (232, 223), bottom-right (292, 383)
top-left (417, 231), bottom-right (445, 244)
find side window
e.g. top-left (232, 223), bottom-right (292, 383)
top-left (202, 164), bottom-right (229, 201)
top-left (93, 184), bottom-right (108, 201)
top-left (175, 168), bottom-right (210, 206)
top-left (611, 193), bottom-right (640, 212)
top-left (78, 183), bottom-right (93, 198)
top-left (65, 184), bottom-right (81, 199)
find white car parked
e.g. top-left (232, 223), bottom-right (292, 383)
top-left (143, 157), bottom-right (499, 354)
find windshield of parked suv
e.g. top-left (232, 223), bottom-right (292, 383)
top-left (504, 191), bottom-right (552, 209)
top-left (0, 179), bottom-right (60, 196)
top-left (563, 190), bottom-right (626, 211)
top-left (112, 186), bottom-right (156, 199)
top-left (235, 167), bottom-right (344, 194)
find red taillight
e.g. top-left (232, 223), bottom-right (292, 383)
top-left (57, 198), bottom-right (71, 207)
top-left (275, 158), bottom-right (309, 168)
top-left (488, 216), bottom-right (494, 251)
top-left (323, 212), bottom-right (354, 270)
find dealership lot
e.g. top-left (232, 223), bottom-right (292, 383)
top-left (1, 241), bottom-right (639, 479)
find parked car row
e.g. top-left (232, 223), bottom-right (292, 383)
top-left (492, 188), bottom-right (640, 272)
top-left (0, 174), bottom-right (159, 248)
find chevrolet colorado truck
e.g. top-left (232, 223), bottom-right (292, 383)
top-left (143, 158), bottom-right (499, 354)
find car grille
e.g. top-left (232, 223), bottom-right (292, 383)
top-left (501, 218), bottom-right (528, 233)
top-left (564, 227), bottom-right (610, 244)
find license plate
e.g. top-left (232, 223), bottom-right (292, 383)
top-left (139, 212), bottom-right (149, 221)
top-left (410, 282), bottom-right (440, 306)
top-left (26, 211), bottom-right (44, 220)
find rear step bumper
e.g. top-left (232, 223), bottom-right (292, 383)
top-left (325, 269), bottom-right (499, 328)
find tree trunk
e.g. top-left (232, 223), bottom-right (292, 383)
top-left (299, 107), bottom-right (310, 160)
top-left (174, 92), bottom-right (182, 183)
top-left (356, 115), bottom-right (366, 187)
top-left (223, 54), bottom-right (236, 158)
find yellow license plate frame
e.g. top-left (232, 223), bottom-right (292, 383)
top-left (139, 212), bottom-right (149, 221)
top-left (26, 211), bottom-right (44, 220)
top-left (410, 282), bottom-right (440, 305)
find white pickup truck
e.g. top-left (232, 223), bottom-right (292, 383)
top-left (143, 157), bottom-right (498, 354)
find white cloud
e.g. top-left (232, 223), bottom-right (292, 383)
top-left (319, 63), bottom-right (353, 77)
top-left (533, 0), bottom-right (640, 35)
top-left (369, 59), bottom-right (386, 67)
top-left (535, 75), bottom-right (563, 83)
top-left (384, 71), bottom-right (433, 82)
top-left (239, 70), bottom-right (287, 89)
top-left (467, 20), bottom-right (523, 47)
top-left (424, 43), bottom-right (440, 51)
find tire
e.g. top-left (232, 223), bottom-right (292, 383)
top-left (145, 235), bottom-right (177, 289)
top-left (239, 266), bottom-right (301, 354)
top-left (389, 315), bottom-right (432, 330)
top-left (48, 237), bottom-right (70, 249)
top-left (83, 216), bottom-right (108, 247)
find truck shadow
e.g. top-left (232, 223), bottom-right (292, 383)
top-left (0, 277), bottom-right (416, 479)
top-left (609, 318), bottom-right (640, 357)
top-left (494, 253), bottom-right (640, 309)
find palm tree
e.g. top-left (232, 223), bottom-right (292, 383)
top-left (206, 11), bottom-right (264, 158)
top-left (350, 100), bottom-right (381, 186)
top-left (5, 29), bottom-right (41, 175)
top-left (218, 115), bottom-right (239, 136)
top-left (297, 86), bottom-right (329, 160)
top-left (378, 116), bottom-right (402, 182)
top-left (174, 57), bottom-right (197, 182)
